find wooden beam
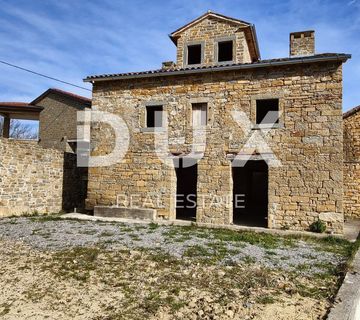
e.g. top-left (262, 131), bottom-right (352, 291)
top-left (2, 116), bottom-right (10, 138)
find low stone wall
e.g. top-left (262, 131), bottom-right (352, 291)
top-left (344, 162), bottom-right (360, 218)
top-left (0, 138), bottom-right (64, 216)
top-left (343, 108), bottom-right (360, 218)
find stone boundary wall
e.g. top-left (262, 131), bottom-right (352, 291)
top-left (343, 108), bottom-right (360, 218)
top-left (344, 162), bottom-right (360, 218)
top-left (0, 138), bottom-right (64, 217)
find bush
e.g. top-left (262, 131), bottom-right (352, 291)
top-left (309, 219), bottom-right (327, 233)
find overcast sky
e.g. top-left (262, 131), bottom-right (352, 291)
top-left (0, 0), bottom-right (359, 111)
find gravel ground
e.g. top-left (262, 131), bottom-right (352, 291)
top-left (0, 215), bottom-right (355, 320)
top-left (0, 216), bottom-right (344, 274)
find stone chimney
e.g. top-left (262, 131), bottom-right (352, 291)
top-left (290, 30), bottom-right (315, 57)
top-left (162, 61), bottom-right (176, 70)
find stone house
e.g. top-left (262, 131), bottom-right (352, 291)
top-left (84, 11), bottom-right (350, 233)
top-left (343, 106), bottom-right (360, 218)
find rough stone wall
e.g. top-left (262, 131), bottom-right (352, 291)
top-left (176, 16), bottom-right (252, 67)
top-left (343, 110), bottom-right (360, 218)
top-left (0, 138), bottom-right (64, 216)
top-left (290, 31), bottom-right (315, 57)
top-left (37, 93), bottom-right (91, 151)
top-left (87, 61), bottom-right (344, 233)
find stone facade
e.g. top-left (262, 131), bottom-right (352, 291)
top-left (290, 31), bottom-right (315, 57)
top-left (85, 12), bottom-right (349, 234)
top-left (0, 138), bottom-right (64, 216)
top-left (343, 107), bottom-right (360, 218)
top-left (174, 15), bottom-right (252, 67)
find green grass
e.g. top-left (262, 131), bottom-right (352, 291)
top-left (29, 214), bottom-right (63, 222)
top-left (255, 295), bottom-right (276, 304)
top-left (210, 229), bottom-right (280, 249)
top-left (44, 247), bottom-right (101, 282)
top-left (183, 245), bottom-right (211, 258)
top-left (148, 222), bottom-right (160, 230)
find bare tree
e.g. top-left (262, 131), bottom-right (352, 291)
top-left (0, 116), bottom-right (38, 140)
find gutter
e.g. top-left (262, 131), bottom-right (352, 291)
top-left (84, 54), bottom-right (351, 83)
top-left (250, 24), bottom-right (261, 61)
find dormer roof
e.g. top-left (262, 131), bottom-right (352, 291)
top-left (169, 11), bottom-right (261, 61)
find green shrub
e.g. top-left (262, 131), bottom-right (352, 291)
top-left (309, 219), bottom-right (327, 233)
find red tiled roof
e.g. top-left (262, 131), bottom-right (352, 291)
top-left (84, 53), bottom-right (351, 82)
top-left (0, 102), bottom-right (30, 107)
top-left (31, 88), bottom-right (91, 106)
top-left (343, 105), bottom-right (360, 119)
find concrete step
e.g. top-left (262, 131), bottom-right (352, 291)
top-left (94, 206), bottom-right (156, 220)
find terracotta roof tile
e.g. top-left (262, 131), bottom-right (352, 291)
top-left (343, 105), bottom-right (360, 119)
top-left (31, 88), bottom-right (91, 106)
top-left (84, 53), bottom-right (351, 82)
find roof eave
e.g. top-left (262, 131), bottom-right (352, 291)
top-left (84, 54), bottom-right (351, 83)
top-left (31, 88), bottom-right (91, 106)
top-left (343, 105), bottom-right (360, 119)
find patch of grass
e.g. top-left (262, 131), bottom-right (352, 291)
top-left (242, 255), bottom-right (257, 264)
top-left (120, 226), bottom-right (134, 233)
top-left (183, 245), bottom-right (211, 258)
top-left (134, 225), bottom-right (147, 231)
top-left (309, 219), bottom-right (327, 233)
top-left (148, 222), bottom-right (160, 230)
top-left (45, 246), bottom-right (100, 282)
top-left (211, 229), bottom-right (280, 249)
top-left (129, 234), bottom-right (141, 241)
top-left (31, 228), bottom-right (42, 235)
top-left (256, 294), bottom-right (276, 304)
top-left (265, 250), bottom-right (277, 256)
top-left (29, 214), bottom-right (63, 222)
top-left (293, 263), bottom-right (311, 273)
top-left (1, 219), bottom-right (18, 225)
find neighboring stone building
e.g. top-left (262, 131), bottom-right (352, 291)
top-left (84, 11), bottom-right (350, 233)
top-left (32, 88), bottom-right (92, 151)
top-left (31, 88), bottom-right (91, 212)
top-left (343, 106), bottom-right (360, 218)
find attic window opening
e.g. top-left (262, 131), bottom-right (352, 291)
top-left (256, 99), bottom-right (279, 125)
top-left (187, 44), bottom-right (202, 65)
top-left (146, 105), bottom-right (163, 128)
top-left (218, 40), bottom-right (233, 62)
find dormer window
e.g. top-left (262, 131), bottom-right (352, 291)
top-left (217, 39), bottom-right (234, 63)
top-left (186, 43), bottom-right (202, 65)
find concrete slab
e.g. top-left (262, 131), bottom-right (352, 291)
top-left (344, 218), bottom-right (360, 242)
top-left (94, 206), bottom-right (156, 220)
top-left (327, 247), bottom-right (360, 320)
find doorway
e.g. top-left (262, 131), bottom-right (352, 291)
top-left (232, 160), bottom-right (268, 227)
top-left (175, 158), bottom-right (197, 221)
